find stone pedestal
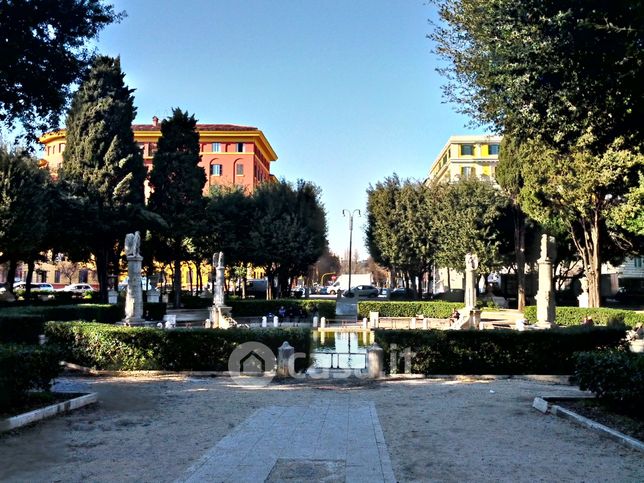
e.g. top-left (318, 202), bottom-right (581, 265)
top-left (536, 234), bottom-right (556, 328)
top-left (107, 290), bottom-right (118, 305)
top-left (367, 343), bottom-right (384, 379)
top-left (146, 289), bottom-right (160, 304)
top-left (124, 255), bottom-right (144, 326)
top-left (209, 305), bottom-right (233, 329)
top-left (277, 341), bottom-right (294, 377)
top-left (578, 277), bottom-right (589, 308)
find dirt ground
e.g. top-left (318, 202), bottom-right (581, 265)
top-left (0, 374), bottom-right (642, 482)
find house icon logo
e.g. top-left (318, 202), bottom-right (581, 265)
top-left (228, 342), bottom-right (276, 387)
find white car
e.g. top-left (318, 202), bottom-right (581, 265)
top-left (13, 282), bottom-right (55, 292)
top-left (61, 283), bottom-right (94, 294)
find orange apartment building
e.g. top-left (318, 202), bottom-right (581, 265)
top-left (39, 117), bottom-right (278, 194)
top-left (6, 119), bottom-right (279, 290)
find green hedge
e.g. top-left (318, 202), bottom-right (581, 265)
top-left (572, 350), bottom-right (644, 415)
top-left (228, 299), bottom-right (335, 319)
top-left (358, 301), bottom-right (463, 319)
top-left (0, 344), bottom-right (62, 412)
top-left (1, 304), bottom-right (123, 324)
top-left (375, 326), bottom-right (627, 375)
top-left (0, 314), bottom-right (45, 344)
top-left (523, 306), bottom-right (644, 327)
top-left (45, 322), bottom-right (312, 372)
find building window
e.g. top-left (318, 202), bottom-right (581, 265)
top-left (236, 163), bottom-right (244, 176)
top-left (212, 142), bottom-right (221, 152)
top-left (79, 269), bottom-right (89, 283)
top-left (59, 143), bottom-right (65, 153)
top-left (149, 143), bottom-right (158, 155)
top-left (489, 144), bottom-right (500, 155)
top-left (210, 164), bottom-right (222, 176)
top-left (54, 270), bottom-right (61, 284)
top-left (461, 166), bottom-right (474, 179)
top-left (237, 142), bottom-right (244, 152)
top-left (635, 257), bottom-right (643, 268)
top-left (461, 144), bottom-right (474, 156)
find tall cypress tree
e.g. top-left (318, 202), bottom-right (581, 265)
top-left (60, 56), bottom-right (146, 301)
top-left (148, 109), bottom-right (206, 307)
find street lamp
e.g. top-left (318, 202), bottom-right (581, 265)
top-left (342, 208), bottom-right (361, 295)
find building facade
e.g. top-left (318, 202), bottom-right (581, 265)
top-left (426, 134), bottom-right (502, 184)
top-left (39, 117), bottom-right (278, 194)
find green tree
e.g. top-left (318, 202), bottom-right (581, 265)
top-left (249, 180), bottom-right (327, 299)
top-left (517, 136), bottom-right (644, 306)
top-left (60, 56), bottom-right (147, 301)
top-left (432, 0), bottom-right (644, 150)
top-left (432, 0), bottom-right (644, 306)
top-left (496, 135), bottom-right (533, 311)
top-left (0, 0), bottom-right (120, 139)
top-left (148, 109), bottom-right (206, 307)
top-left (0, 146), bottom-right (50, 294)
top-left (430, 178), bottom-right (507, 276)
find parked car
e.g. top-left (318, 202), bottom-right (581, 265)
top-left (60, 283), bottom-right (95, 294)
top-left (13, 282), bottom-right (55, 292)
top-left (378, 288), bottom-right (391, 299)
top-left (343, 284), bottom-right (379, 298)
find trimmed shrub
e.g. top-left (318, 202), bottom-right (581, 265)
top-left (375, 326), bottom-right (627, 375)
top-left (45, 321), bottom-right (312, 372)
top-left (523, 306), bottom-right (644, 328)
top-left (572, 350), bottom-right (644, 414)
top-left (358, 301), bottom-right (463, 319)
top-left (229, 299), bottom-right (335, 319)
top-left (0, 314), bottom-right (45, 344)
top-left (0, 344), bottom-right (62, 412)
top-left (0, 304), bottom-right (123, 324)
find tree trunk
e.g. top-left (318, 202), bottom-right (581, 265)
top-left (446, 267), bottom-right (451, 292)
top-left (25, 259), bottom-right (35, 298)
top-left (173, 258), bottom-right (181, 308)
top-left (6, 257), bottom-right (17, 294)
top-left (95, 247), bottom-right (109, 303)
top-left (514, 209), bottom-right (527, 311)
top-left (571, 213), bottom-right (602, 308)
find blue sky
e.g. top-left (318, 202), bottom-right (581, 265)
top-left (93, 0), bottom-right (486, 259)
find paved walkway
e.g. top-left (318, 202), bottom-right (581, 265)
top-left (179, 399), bottom-right (395, 483)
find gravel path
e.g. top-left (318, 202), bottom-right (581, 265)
top-left (0, 374), bottom-right (642, 482)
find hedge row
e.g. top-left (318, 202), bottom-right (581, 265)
top-left (572, 350), bottom-right (644, 414)
top-left (44, 322), bottom-right (312, 372)
top-left (358, 301), bottom-right (463, 319)
top-left (228, 300), bottom-right (335, 319)
top-left (0, 344), bottom-right (62, 412)
top-left (1, 304), bottom-right (123, 324)
top-left (375, 326), bottom-right (627, 375)
top-left (523, 306), bottom-right (644, 327)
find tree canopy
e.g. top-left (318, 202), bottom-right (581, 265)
top-left (147, 108), bottom-right (206, 306)
top-left (60, 55), bottom-right (147, 300)
top-left (0, 0), bottom-right (120, 140)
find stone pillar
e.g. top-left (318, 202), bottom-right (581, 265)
top-left (422, 318), bottom-right (428, 330)
top-left (262, 316), bottom-right (267, 328)
top-left (536, 234), bottom-right (557, 328)
top-left (273, 315), bottom-right (279, 328)
top-left (277, 341), bottom-right (294, 377)
top-left (367, 343), bottom-right (384, 379)
top-left (312, 316), bottom-right (318, 328)
top-left (410, 317), bottom-right (417, 329)
top-left (362, 317), bottom-right (368, 329)
top-left (124, 254), bottom-right (144, 325)
top-left (577, 277), bottom-right (589, 308)
top-left (320, 316), bottom-right (326, 329)
top-left (369, 311), bottom-right (379, 329)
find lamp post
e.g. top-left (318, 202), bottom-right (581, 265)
top-left (342, 209), bottom-right (361, 295)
